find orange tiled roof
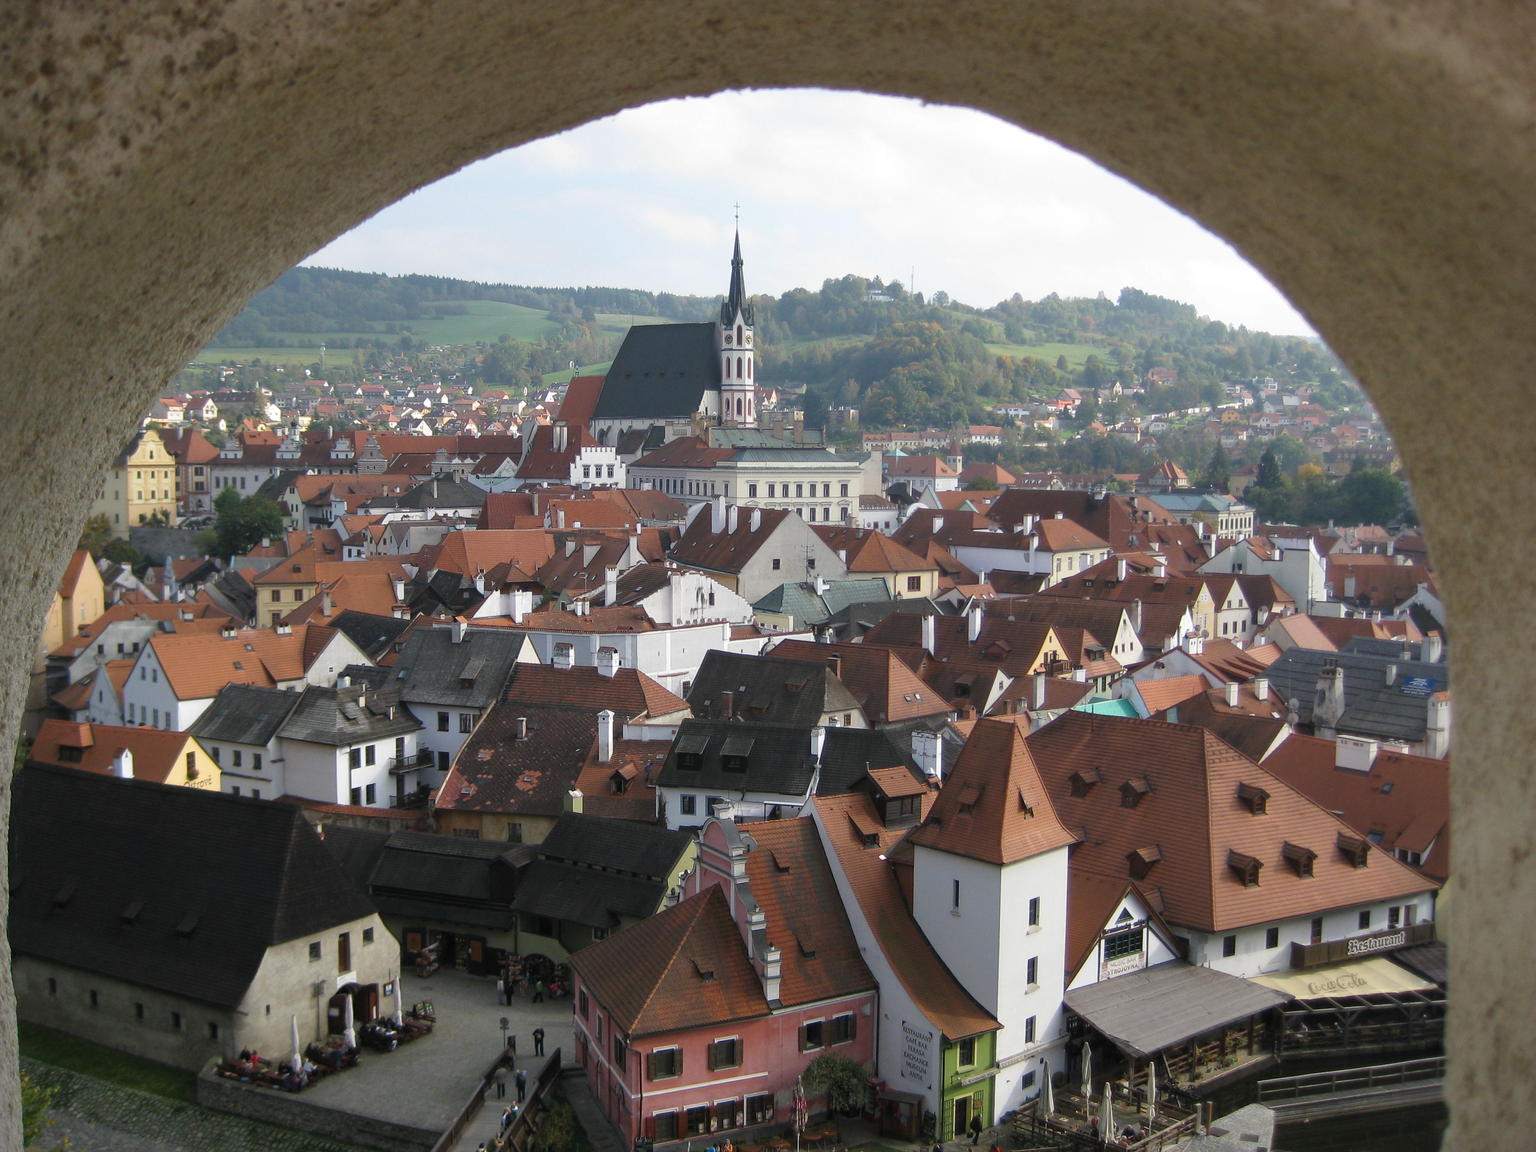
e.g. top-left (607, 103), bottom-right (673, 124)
top-left (505, 663), bottom-right (688, 721)
top-left (814, 792), bottom-right (998, 1042)
top-left (29, 719), bottom-right (205, 785)
top-left (1134, 675), bottom-right (1208, 715)
top-left (148, 625), bottom-right (337, 701)
top-left (570, 885), bottom-right (769, 1037)
top-left (1026, 711), bottom-right (1435, 933)
top-left (909, 718), bottom-right (1076, 864)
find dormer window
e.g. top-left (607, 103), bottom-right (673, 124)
top-left (1236, 781), bottom-right (1269, 815)
top-left (1126, 844), bottom-right (1161, 880)
top-left (1227, 849), bottom-right (1263, 888)
top-left (1120, 777), bottom-right (1150, 809)
top-left (1282, 841), bottom-right (1316, 877)
top-left (957, 784), bottom-right (982, 815)
top-left (1069, 767), bottom-right (1101, 798)
top-left (1338, 831), bottom-right (1371, 868)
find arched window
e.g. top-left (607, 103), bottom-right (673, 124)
top-left (747, 359), bottom-right (752, 379)
top-left (736, 356), bottom-right (743, 377)
top-left (736, 324), bottom-right (743, 344)
top-left (723, 358), bottom-right (731, 379)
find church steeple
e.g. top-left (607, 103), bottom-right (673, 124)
top-left (721, 229), bottom-right (754, 327)
top-left (719, 228), bottom-right (756, 428)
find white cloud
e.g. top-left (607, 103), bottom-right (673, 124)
top-left (304, 89), bottom-right (1315, 336)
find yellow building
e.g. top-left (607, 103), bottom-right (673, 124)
top-left (28, 719), bottom-right (223, 791)
top-left (90, 428), bottom-right (178, 532)
top-left (26, 550), bottom-right (105, 736)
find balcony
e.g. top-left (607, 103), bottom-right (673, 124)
top-left (1288, 921), bottom-right (1435, 970)
top-left (389, 750), bottom-right (435, 776)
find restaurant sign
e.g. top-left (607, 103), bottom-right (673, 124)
top-left (901, 1021), bottom-right (933, 1085)
top-left (1346, 929), bottom-right (1407, 957)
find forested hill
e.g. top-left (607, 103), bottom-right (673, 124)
top-left (207, 266), bottom-right (1351, 429)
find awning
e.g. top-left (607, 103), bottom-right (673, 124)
top-left (1064, 962), bottom-right (1290, 1060)
top-left (1249, 955), bottom-right (1436, 1000)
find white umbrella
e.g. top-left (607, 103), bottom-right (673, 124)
top-left (391, 977), bottom-right (405, 1028)
top-left (1146, 1060), bottom-right (1157, 1125)
top-left (341, 992), bottom-right (357, 1050)
top-left (1042, 1060), bottom-right (1056, 1118)
top-left (1099, 1087), bottom-right (1115, 1144)
top-left (290, 1014), bottom-right (303, 1071)
top-left (1081, 1044), bottom-right (1093, 1116)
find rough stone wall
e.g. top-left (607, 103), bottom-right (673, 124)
top-left (3, 3), bottom-right (1534, 1149)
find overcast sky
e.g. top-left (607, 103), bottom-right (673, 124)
top-left (307, 89), bottom-right (1314, 337)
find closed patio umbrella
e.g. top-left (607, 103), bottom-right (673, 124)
top-left (1042, 1060), bottom-right (1055, 1118)
top-left (341, 992), bottom-right (357, 1050)
top-left (290, 1014), bottom-right (302, 1071)
top-left (392, 977), bottom-right (405, 1028)
top-left (1099, 1087), bottom-right (1115, 1144)
top-left (1146, 1060), bottom-right (1157, 1125)
top-left (1081, 1044), bottom-right (1093, 1118)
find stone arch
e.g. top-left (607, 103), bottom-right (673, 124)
top-left (3, 4), bottom-right (1533, 1149)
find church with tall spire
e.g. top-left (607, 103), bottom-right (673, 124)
top-left (718, 230), bottom-right (756, 428)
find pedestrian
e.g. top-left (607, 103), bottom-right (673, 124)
top-left (508, 1032), bottom-right (517, 1057)
top-left (533, 1026), bottom-right (545, 1056)
top-left (494, 1063), bottom-right (507, 1098)
top-left (516, 1066), bottom-right (528, 1102)
top-left (968, 1113), bottom-right (982, 1146)
top-left (505, 979), bottom-right (514, 1006)
top-left (501, 1106), bottom-right (514, 1133)
top-left (533, 979), bottom-right (545, 1003)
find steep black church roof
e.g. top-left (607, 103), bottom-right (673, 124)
top-left (592, 322), bottom-right (718, 421)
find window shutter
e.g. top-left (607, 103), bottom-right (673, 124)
top-left (708, 1043), bottom-right (719, 1071)
top-left (798, 1024), bottom-right (807, 1052)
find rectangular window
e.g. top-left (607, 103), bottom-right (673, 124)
top-left (907, 575), bottom-right (922, 591)
top-left (648, 1047), bottom-right (683, 1080)
top-left (363, 927), bottom-right (374, 945)
top-left (460, 713), bottom-right (474, 733)
top-left (958, 1036), bottom-right (976, 1067)
top-left (309, 940), bottom-right (322, 961)
top-left (171, 1011), bottom-right (183, 1031)
top-left (253, 752), bottom-right (262, 771)
top-left (580, 990), bottom-right (589, 1020)
top-left (1028, 897), bottom-right (1041, 927)
top-left (771, 558), bottom-right (781, 570)
top-left (1025, 956), bottom-right (1038, 987)
top-left (748, 484), bottom-right (758, 498)
top-left (952, 878), bottom-right (961, 911)
top-left (1222, 934), bottom-right (1237, 957)
top-left (438, 712), bottom-right (449, 732)
top-left (349, 748), bottom-right (361, 769)
top-left (1359, 910), bottom-right (1372, 930)
top-left (830, 1014), bottom-right (857, 1044)
top-left (653, 1112), bottom-right (679, 1142)
top-left (134, 1001), bottom-right (144, 1020)
top-left (350, 787), bottom-right (362, 806)
top-left (365, 745), bottom-right (376, 766)
top-left (208, 1022), bottom-right (220, 1041)
top-left (686, 1107), bottom-right (709, 1137)
top-left (747, 1094), bottom-right (774, 1125)
top-left (708, 1037), bottom-right (742, 1070)
top-left (680, 795), bottom-right (697, 816)
top-left (613, 1035), bottom-right (627, 1065)
top-left (364, 783), bottom-right (376, 804)
top-left (1025, 1016), bottom-right (1037, 1043)
top-left (1388, 906), bottom-right (1401, 928)
top-left (1311, 916), bottom-right (1324, 943)
top-left (840, 483), bottom-right (849, 497)
top-left (799, 1020), bottom-right (825, 1052)
top-left (211, 746), bottom-right (220, 765)
top-left (1265, 926), bottom-right (1280, 948)
top-left (232, 749), bottom-right (243, 768)
top-left (767, 483), bottom-right (775, 497)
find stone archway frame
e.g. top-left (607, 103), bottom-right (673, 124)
top-left (4, 4), bottom-right (1532, 1149)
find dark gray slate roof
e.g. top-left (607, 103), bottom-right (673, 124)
top-left (329, 610), bottom-right (413, 662)
top-left (9, 764), bottom-right (379, 1009)
top-left (686, 650), bottom-right (861, 727)
top-left (509, 860), bottom-right (663, 929)
top-left (657, 719), bottom-right (819, 795)
top-left (394, 476), bottom-right (488, 510)
top-left (278, 682), bottom-right (422, 746)
top-left (1064, 961), bottom-right (1289, 1059)
top-left (391, 626), bottom-right (526, 709)
top-left (816, 727), bottom-right (924, 796)
top-left (188, 683), bottom-right (302, 746)
top-left (593, 322), bottom-right (718, 420)
top-left (1265, 641), bottom-right (1448, 743)
top-left (753, 579), bottom-right (893, 630)
top-left (538, 813), bottom-right (691, 883)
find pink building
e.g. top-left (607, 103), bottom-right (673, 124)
top-left (570, 817), bottom-right (878, 1148)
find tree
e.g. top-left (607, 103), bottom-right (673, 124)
top-left (800, 1052), bottom-right (868, 1116)
top-left (1255, 446), bottom-right (1284, 491)
top-left (213, 490), bottom-right (285, 559)
top-left (78, 513), bottom-right (112, 556)
top-left (1201, 442), bottom-right (1231, 493)
top-left (101, 538), bottom-right (143, 569)
top-left (964, 476), bottom-right (999, 491)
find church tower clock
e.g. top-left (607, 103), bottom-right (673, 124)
top-left (719, 230), bottom-right (756, 428)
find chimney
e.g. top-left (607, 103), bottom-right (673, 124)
top-left (711, 495), bottom-right (726, 534)
top-left (452, 616), bottom-right (468, 644)
top-left (921, 613), bottom-right (937, 657)
top-left (566, 788), bottom-right (584, 813)
top-left (720, 690), bottom-right (735, 720)
top-left (826, 654), bottom-right (842, 680)
top-left (510, 589), bottom-right (532, 624)
top-left (1254, 677), bottom-right (1270, 701)
top-left (391, 575), bottom-right (406, 602)
top-left (749, 507), bottom-right (762, 533)
top-left (1116, 558), bottom-right (1128, 581)
top-left (967, 602), bottom-right (983, 643)
top-left (727, 505), bottom-right (739, 534)
top-left (552, 642), bottom-right (574, 671)
top-left (1032, 673), bottom-right (1047, 711)
top-left (515, 716), bottom-right (528, 740)
top-left (1224, 681), bottom-right (1240, 707)
top-left (597, 709), bottom-right (615, 763)
top-left (1335, 734), bottom-right (1378, 772)
top-left (1422, 631), bottom-right (1443, 662)
top-left (760, 942), bottom-right (783, 1005)
top-left (1131, 598), bottom-right (1143, 634)
top-left (604, 565), bottom-right (619, 606)
top-left (1153, 561), bottom-right (1168, 578)
top-left (1187, 633), bottom-right (1205, 656)
top-left (556, 506), bottom-right (566, 529)
top-left (113, 747), bottom-right (134, 780)
top-left (321, 588), bottom-right (332, 617)
top-left (596, 646), bottom-right (619, 678)
top-left (814, 574), bottom-right (828, 595)
top-left (810, 726), bottom-right (826, 763)
top-left (1384, 663), bottom-right (1398, 686)
top-left (912, 729), bottom-right (942, 778)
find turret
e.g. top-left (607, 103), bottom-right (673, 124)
top-left (719, 230), bottom-right (757, 427)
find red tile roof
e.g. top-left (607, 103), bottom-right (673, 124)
top-left (504, 663), bottom-right (688, 721)
top-left (570, 886), bottom-right (769, 1036)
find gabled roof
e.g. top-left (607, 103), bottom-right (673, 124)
top-left (147, 624), bottom-right (343, 701)
top-left (814, 792), bottom-right (998, 1042)
top-left (1024, 711), bottom-right (1435, 933)
top-left (738, 819), bottom-right (877, 1006)
top-left (278, 681), bottom-right (421, 746)
top-left (767, 640), bottom-right (952, 725)
top-left (657, 720), bottom-right (820, 796)
top-left (669, 506), bottom-right (793, 576)
top-left (1265, 642), bottom-right (1448, 743)
top-left (436, 703), bottom-right (598, 817)
top-left (570, 886), bottom-right (769, 1036)
top-left (1133, 675), bottom-right (1208, 716)
top-left (505, 663), bottom-right (687, 721)
top-left (687, 649), bottom-right (860, 726)
top-left (908, 718), bottom-right (1076, 865)
top-left (10, 764), bottom-right (378, 1008)
top-left (327, 610), bottom-right (415, 662)
top-left (391, 625), bottom-right (526, 709)
top-left (594, 321), bottom-right (720, 421)
top-left (28, 720), bottom-right (206, 785)
top-left (187, 683), bottom-right (303, 746)
top-left (538, 813), bottom-right (693, 883)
